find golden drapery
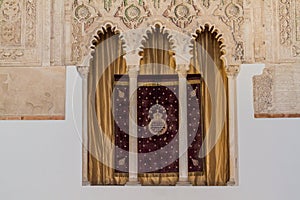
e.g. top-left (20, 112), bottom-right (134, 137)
top-left (139, 26), bottom-right (176, 75)
top-left (189, 27), bottom-right (230, 185)
top-left (88, 26), bottom-right (229, 186)
top-left (87, 27), bottom-right (128, 185)
top-left (138, 26), bottom-right (178, 185)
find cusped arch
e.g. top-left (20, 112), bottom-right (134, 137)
top-left (192, 23), bottom-right (227, 67)
top-left (189, 19), bottom-right (241, 70)
top-left (79, 22), bottom-right (126, 67)
top-left (137, 23), bottom-right (178, 74)
top-left (139, 22), bottom-right (176, 53)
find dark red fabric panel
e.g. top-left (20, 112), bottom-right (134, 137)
top-left (114, 75), bottom-right (203, 174)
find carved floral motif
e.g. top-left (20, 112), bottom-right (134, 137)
top-left (253, 68), bottom-right (274, 114)
top-left (213, 1), bottom-right (244, 61)
top-left (0, 0), bottom-right (37, 62)
top-left (279, 0), bottom-right (292, 46)
top-left (0, 0), bottom-right (21, 46)
top-left (71, 1), bottom-right (101, 62)
top-left (71, 21), bottom-right (84, 62)
top-left (0, 49), bottom-right (24, 60)
top-left (25, 0), bottom-right (36, 47)
top-left (114, 0), bottom-right (151, 29)
top-left (292, 45), bottom-right (300, 57)
top-left (214, 2), bottom-right (244, 32)
top-left (202, 0), bottom-right (210, 8)
top-left (163, 0), bottom-right (201, 29)
top-left (73, 2), bottom-right (101, 31)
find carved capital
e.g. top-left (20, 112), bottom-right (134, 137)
top-left (173, 31), bottom-right (193, 66)
top-left (226, 65), bottom-right (240, 78)
top-left (77, 66), bottom-right (90, 79)
top-left (127, 65), bottom-right (139, 78)
top-left (123, 50), bottom-right (142, 67)
top-left (176, 64), bottom-right (189, 78)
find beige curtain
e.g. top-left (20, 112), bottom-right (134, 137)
top-left (88, 27), bottom-right (128, 185)
top-left (88, 26), bottom-right (229, 186)
top-left (139, 26), bottom-right (176, 75)
top-left (138, 26), bottom-right (178, 185)
top-left (189, 27), bottom-right (230, 185)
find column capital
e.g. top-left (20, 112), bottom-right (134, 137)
top-left (123, 50), bottom-right (141, 67)
top-left (226, 65), bottom-right (240, 78)
top-left (77, 66), bottom-right (90, 79)
top-left (128, 65), bottom-right (140, 78)
top-left (176, 64), bottom-right (189, 78)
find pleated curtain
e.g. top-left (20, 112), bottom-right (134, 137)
top-left (87, 26), bottom-right (229, 186)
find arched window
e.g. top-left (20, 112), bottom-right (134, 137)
top-left (190, 26), bottom-right (229, 185)
top-left (86, 25), bottom-right (230, 186)
top-left (87, 26), bottom-right (127, 185)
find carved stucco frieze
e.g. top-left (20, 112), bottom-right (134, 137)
top-left (0, 0), bottom-right (22, 46)
top-left (253, 68), bottom-right (274, 115)
top-left (202, 0), bottom-right (210, 8)
top-left (114, 0), bottom-right (151, 29)
top-left (253, 65), bottom-right (300, 117)
top-left (73, 1), bottom-right (101, 30)
top-left (25, 0), bottom-right (36, 47)
top-left (279, 0), bottom-right (292, 46)
top-left (71, 1), bottom-right (101, 64)
top-left (292, 45), bottom-right (300, 57)
top-left (163, 0), bottom-right (202, 29)
top-left (68, 0), bottom-right (245, 68)
top-left (265, 0), bottom-right (300, 62)
top-left (213, 1), bottom-right (245, 62)
top-left (0, 0), bottom-right (42, 66)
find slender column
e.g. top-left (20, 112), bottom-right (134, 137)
top-left (226, 65), bottom-right (240, 186)
top-left (77, 66), bottom-right (90, 186)
top-left (176, 64), bottom-right (192, 186)
top-left (126, 65), bottom-right (140, 185)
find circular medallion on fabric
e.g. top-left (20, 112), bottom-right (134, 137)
top-left (148, 103), bottom-right (168, 136)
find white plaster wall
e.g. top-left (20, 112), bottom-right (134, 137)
top-left (0, 65), bottom-right (299, 200)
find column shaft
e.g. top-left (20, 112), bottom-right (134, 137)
top-left (127, 67), bottom-right (140, 185)
top-left (77, 66), bottom-right (90, 186)
top-left (178, 76), bottom-right (189, 183)
top-left (227, 76), bottom-right (238, 186)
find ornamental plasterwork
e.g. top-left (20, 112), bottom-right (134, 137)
top-left (264, 0), bottom-right (300, 63)
top-left (0, 0), bottom-right (43, 66)
top-left (253, 68), bottom-right (274, 115)
top-left (292, 45), bottom-right (300, 57)
top-left (279, 0), bottom-right (292, 46)
top-left (67, 0), bottom-right (247, 68)
top-left (253, 65), bottom-right (300, 118)
top-left (114, 0), bottom-right (151, 29)
top-left (213, 1), bottom-right (245, 61)
top-left (1, 0), bottom-right (300, 119)
top-left (163, 0), bottom-right (202, 29)
top-left (202, 0), bottom-right (210, 8)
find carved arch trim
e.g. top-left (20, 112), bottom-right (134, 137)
top-left (139, 23), bottom-right (176, 54)
top-left (191, 23), bottom-right (241, 77)
top-left (192, 23), bottom-right (227, 65)
top-left (78, 22), bottom-right (126, 67)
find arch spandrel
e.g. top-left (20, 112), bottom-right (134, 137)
top-left (68, 0), bottom-right (246, 70)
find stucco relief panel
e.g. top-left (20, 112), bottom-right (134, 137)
top-left (0, 66), bottom-right (66, 119)
top-left (253, 65), bottom-right (300, 118)
top-left (0, 0), bottom-right (42, 66)
top-left (267, 0), bottom-right (300, 62)
top-left (67, 0), bottom-right (249, 67)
